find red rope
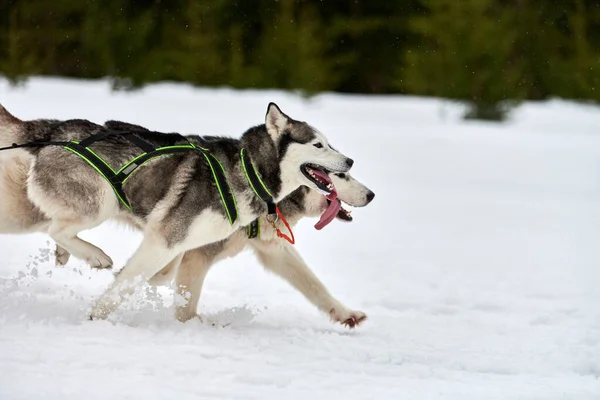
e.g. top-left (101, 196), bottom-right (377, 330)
top-left (275, 205), bottom-right (295, 245)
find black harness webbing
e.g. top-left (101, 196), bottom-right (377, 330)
top-left (63, 141), bottom-right (198, 211)
top-left (65, 131), bottom-right (239, 224)
top-left (247, 219), bottom-right (260, 239)
top-left (0, 131), bottom-right (286, 238)
top-left (1, 130), bottom-right (239, 225)
top-left (240, 148), bottom-right (277, 216)
top-left (0, 141), bottom-right (69, 152)
top-left (240, 148), bottom-right (279, 239)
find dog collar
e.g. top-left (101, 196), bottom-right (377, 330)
top-left (240, 148), bottom-right (295, 244)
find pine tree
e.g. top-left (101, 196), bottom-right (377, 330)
top-left (250, 0), bottom-right (333, 93)
top-left (403, 0), bottom-right (524, 120)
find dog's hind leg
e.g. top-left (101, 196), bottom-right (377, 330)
top-left (47, 219), bottom-right (113, 269)
top-left (0, 158), bottom-right (50, 234)
top-left (173, 249), bottom-right (216, 322)
top-left (251, 241), bottom-right (367, 328)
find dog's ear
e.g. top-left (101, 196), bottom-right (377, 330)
top-left (265, 102), bottom-right (289, 139)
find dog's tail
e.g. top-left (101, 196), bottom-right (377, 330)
top-left (0, 103), bottom-right (25, 151)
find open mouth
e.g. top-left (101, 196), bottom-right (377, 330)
top-left (301, 164), bottom-right (353, 231)
top-left (314, 197), bottom-right (353, 230)
top-left (334, 201), bottom-right (353, 222)
top-left (301, 164), bottom-right (336, 197)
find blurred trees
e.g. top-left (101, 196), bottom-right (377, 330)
top-left (403, 0), bottom-right (524, 119)
top-left (0, 0), bottom-right (598, 120)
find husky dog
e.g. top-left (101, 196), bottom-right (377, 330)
top-left (149, 171), bottom-right (374, 327)
top-left (0, 135), bottom-right (375, 327)
top-left (0, 103), bottom-right (355, 320)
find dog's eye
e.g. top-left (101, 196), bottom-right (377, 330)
top-left (313, 142), bottom-right (323, 149)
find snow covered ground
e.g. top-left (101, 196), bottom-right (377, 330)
top-left (1, 78), bottom-right (599, 399)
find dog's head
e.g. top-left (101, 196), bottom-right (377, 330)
top-left (265, 103), bottom-right (354, 199)
top-left (301, 172), bottom-right (375, 230)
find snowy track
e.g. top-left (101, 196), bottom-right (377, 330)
top-left (1, 78), bottom-right (599, 399)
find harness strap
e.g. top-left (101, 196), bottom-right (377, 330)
top-left (247, 219), bottom-right (260, 239)
top-left (78, 129), bottom-right (156, 153)
top-left (63, 142), bottom-right (132, 209)
top-left (0, 141), bottom-right (70, 151)
top-left (199, 150), bottom-right (238, 225)
top-left (240, 148), bottom-right (295, 244)
top-left (240, 148), bottom-right (277, 215)
top-left (2, 131), bottom-right (242, 226)
top-left (66, 137), bottom-right (238, 224)
top-left (122, 134), bottom-right (157, 153)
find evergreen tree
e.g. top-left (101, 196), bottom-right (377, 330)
top-left (403, 0), bottom-right (524, 120)
top-left (0, 0), bottom-right (598, 114)
top-left (249, 1), bottom-right (333, 93)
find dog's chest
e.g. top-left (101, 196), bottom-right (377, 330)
top-left (183, 209), bottom-right (235, 248)
top-left (182, 203), bottom-right (260, 250)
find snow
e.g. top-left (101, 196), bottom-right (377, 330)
top-left (1, 77), bottom-right (599, 399)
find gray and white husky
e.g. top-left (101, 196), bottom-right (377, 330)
top-left (0, 144), bottom-right (375, 327)
top-left (0, 103), bottom-right (359, 321)
top-left (150, 171), bottom-right (374, 327)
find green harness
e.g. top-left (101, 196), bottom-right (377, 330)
top-left (63, 130), bottom-right (241, 225)
top-left (2, 127), bottom-right (275, 239)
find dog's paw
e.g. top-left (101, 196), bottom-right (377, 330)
top-left (330, 307), bottom-right (367, 329)
top-left (89, 303), bottom-right (111, 320)
top-left (175, 305), bottom-right (198, 323)
top-left (87, 252), bottom-right (113, 269)
top-left (54, 246), bottom-right (71, 266)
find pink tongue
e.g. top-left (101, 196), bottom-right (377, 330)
top-left (314, 198), bottom-right (341, 230)
top-left (310, 169), bottom-right (337, 200)
top-left (311, 168), bottom-right (331, 185)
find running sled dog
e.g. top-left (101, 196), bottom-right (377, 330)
top-left (150, 171), bottom-right (374, 327)
top-left (0, 103), bottom-right (373, 326)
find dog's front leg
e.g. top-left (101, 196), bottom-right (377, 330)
top-left (89, 232), bottom-right (181, 320)
top-left (173, 249), bottom-right (216, 322)
top-left (251, 241), bottom-right (367, 328)
top-left (54, 245), bottom-right (71, 266)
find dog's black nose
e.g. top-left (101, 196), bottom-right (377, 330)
top-left (366, 191), bottom-right (375, 203)
top-left (345, 158), bottom-right (354, 168)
